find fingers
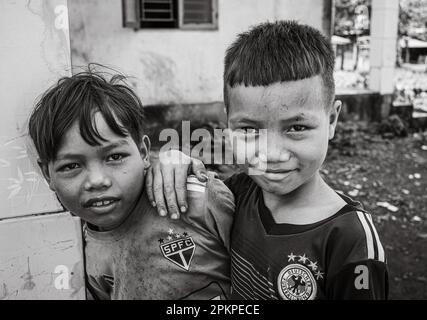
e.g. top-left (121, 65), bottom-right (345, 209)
top-left (174, 168), bottom-right (188, 216)
top-left (161, 166), bottom-right (181, 219)
top-left (152, 163), bottom-right (168, 217)
top-left (144, 166), bottom-right (156, 207)
top-left (191, 158), bottom-right (208, 182)
top-left (150, 149), bottom-right (198, 220)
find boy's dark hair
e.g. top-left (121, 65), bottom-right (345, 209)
top-left (223, 20), bottom-right (335, 111)
top-left (29, 65), bottom-right (145, 163)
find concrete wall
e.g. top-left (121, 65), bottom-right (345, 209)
top-left (0, 0), bottom-right (69, 218)
top-left (68, 0), bottom-right (329, 106)
top-left (0, 0), bottom-right (84, 299)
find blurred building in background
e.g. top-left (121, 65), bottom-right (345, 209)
top-left (68, 0), bottom-right (333, 106)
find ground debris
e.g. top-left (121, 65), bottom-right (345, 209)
top-left (376, 202), bottom-right (399, 213)
top-left (411, 215), bottom-right (422, 222)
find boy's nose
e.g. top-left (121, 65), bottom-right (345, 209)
top-left (84, 168), bottom-right (112, 191)
top-left (265, 132), bottom-right (291, 162)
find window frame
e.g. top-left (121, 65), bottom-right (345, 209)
top-left (122, 0), bottom-right (141, 29)
top-left (179, 0), bottom-right (218, 31)
top-left (122, 0), bottom-right (218, 31)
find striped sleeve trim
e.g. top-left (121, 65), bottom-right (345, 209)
top-left (356, 211), bottom-right (385, 263)
top-left (366, 213), bottom-right (386, 263)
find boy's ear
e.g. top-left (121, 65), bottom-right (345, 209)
top-left (140, 135), bottom-right (151, 167)
top-left (37, 160), bottom-right (55, 192)
top-left (328, 100), bottom-right (342, 140)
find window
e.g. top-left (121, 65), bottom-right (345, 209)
top-left (122, 0), bottom-right (218, 30)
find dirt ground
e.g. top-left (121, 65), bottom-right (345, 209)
top-left (323, 122), bottom-right (427, 300)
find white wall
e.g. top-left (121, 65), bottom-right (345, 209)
top-left (0, 0), bottom-right (84, 300)
top-left (0, 0), bottom-right (70, 218)
top-left (0, 213), bottom-right (85, 300)
top-left (69, 0), bottom-right (327, 106)
top-left (369, 0), bottom-right (399, 94)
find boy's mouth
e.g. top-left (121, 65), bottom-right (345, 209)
top-left (265, 169), bottom-right (294, 174)
top-left (83, 196), bottom-right (120, 208)
top-left (248, 166), bottom-right (296, 180)
top-left (263, 170), bottom-right (295, 180)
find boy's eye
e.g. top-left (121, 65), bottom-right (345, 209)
top-left (237, 127), bottom-right (259, 135)
top-left (58, 163), bottom-right (80, 172)
top-left (288, 125), bottom-right (308, 132)
top-left (107, 153), bottom-right (126, 162)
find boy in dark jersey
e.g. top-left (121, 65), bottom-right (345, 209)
top-left (147, 21), bottom-right (388, 300)
top-left (28, 69), bottom-right (234, 299)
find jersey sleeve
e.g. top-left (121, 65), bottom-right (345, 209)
top-left (326, 259), bottom-right (389, 299)
top-left (325, 210), bottom-right (389, 300)
top-left (185, 172), bottom-right (235, 252)
top-left (204, 172), bottom-right (235, 252)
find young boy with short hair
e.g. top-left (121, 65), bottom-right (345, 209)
top-left (28, 69), bottom-right (234, 299)
top-left (150, 21), bottom-right (388, 300)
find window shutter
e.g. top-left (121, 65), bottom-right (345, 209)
top-left (122, 0), bottom-right (141, 29)
top-left (182, 0), bottom-right (213, 24)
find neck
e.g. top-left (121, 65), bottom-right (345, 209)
top-left (262, 172), bottom-right (343, 224)
top-left (263, 172), bottom-right (322, 207)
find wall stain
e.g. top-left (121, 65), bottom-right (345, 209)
top-left (21, 257), bottom-right (36, 290)
top-left (138, 51), bottom-right (182, 103)
top-left (0, 283), bottom-right (8, 300)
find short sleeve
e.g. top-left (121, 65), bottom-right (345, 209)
top-left (326, 260), bottom-right (389, 299)
top-left (203, 173), bottom-right (235, 252)
top-left (325, 211), bottom-right (389, 299)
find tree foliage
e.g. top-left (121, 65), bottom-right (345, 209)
top-left (335, 0), bottom-right (427, 40)
top-left (334, 0), bottom-right (371, 36)
top-left (399, 0), bottom-right (427, 40)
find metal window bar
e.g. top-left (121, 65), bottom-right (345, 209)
top-left (142, 0), bottom-right (174, 22)
top-left (123, 0), bottom-right (217, 29)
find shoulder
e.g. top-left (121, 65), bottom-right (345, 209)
top-left (184, 172), bottom-right (235, 250)
top-left (186, 172), bottom-right (235, 213)
top-left (327, 209), bottom-right (386, 265)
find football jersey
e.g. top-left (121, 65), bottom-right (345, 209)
top-left (225, 173), bottom-right (388, 300)
top-left (84, 173), bottom-right (234, 300)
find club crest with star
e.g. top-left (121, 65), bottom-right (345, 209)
top-left (159, 228), bottom-right (195, 271)
top-left (277, 253), bottom-right (324, 300)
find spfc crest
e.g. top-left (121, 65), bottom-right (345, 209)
top-left (159, 229), bottom-right (195, 271)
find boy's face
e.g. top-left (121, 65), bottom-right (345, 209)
top-left (227, 76), bottom-right (340, 196)
top-left (41, 112), bottom-right (150, 230)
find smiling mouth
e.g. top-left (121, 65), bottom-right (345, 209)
top-left (83, 197), bottom-right (120, 208)
top-left (90, 200), bottom-right (116, 207)
top-left (262, 170), bottom-right (295, 181)
top-left (265, 169), bottom-right (294, 174)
